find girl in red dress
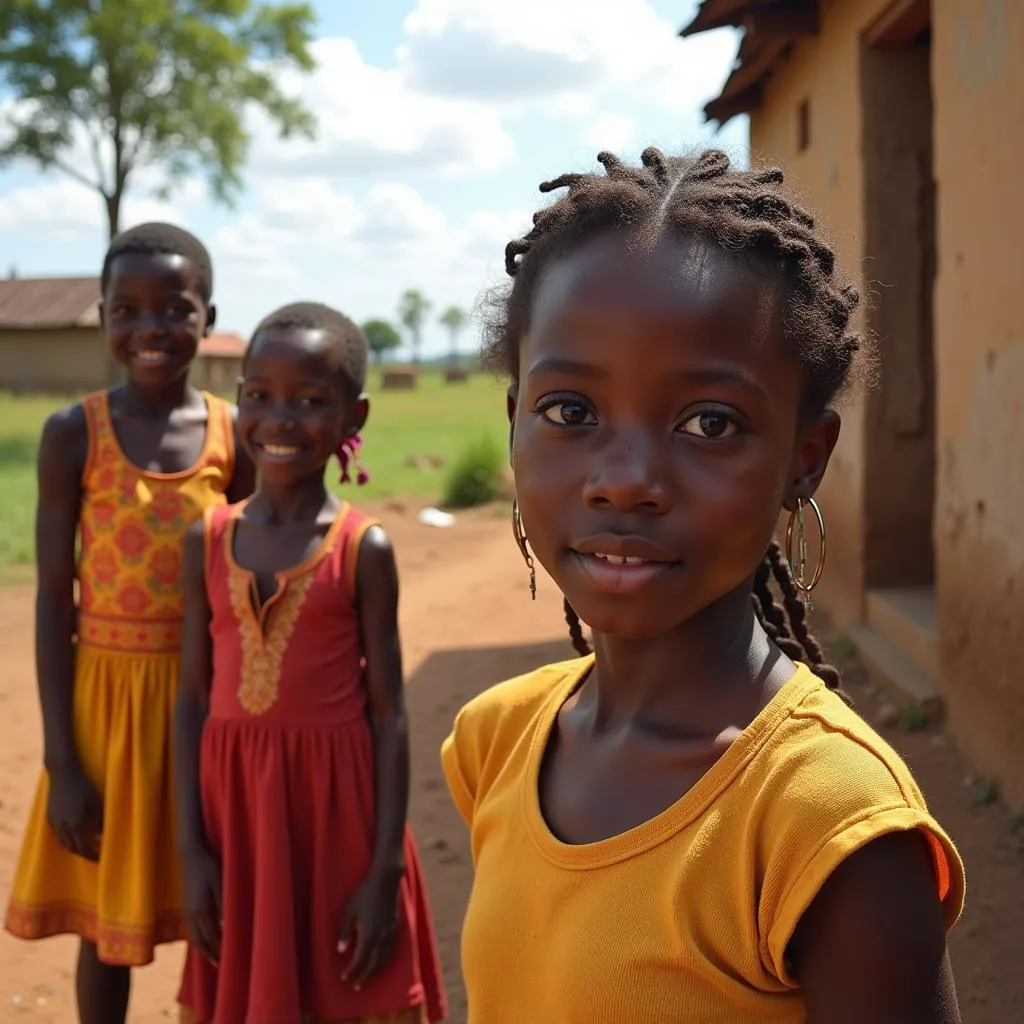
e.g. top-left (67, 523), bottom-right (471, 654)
top-left (174, 302), bottom-right (447, 1024)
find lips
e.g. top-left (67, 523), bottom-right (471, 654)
top-left (257, 442), bottom-right (303, 462)
top-left (571, 535), bottom-right (681, 595)
top-left (131, 349), bottom-right (174, 365)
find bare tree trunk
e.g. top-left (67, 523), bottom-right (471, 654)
top-left (105, 191), bottom-right (122, 242)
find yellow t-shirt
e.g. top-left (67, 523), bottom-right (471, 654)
top-left (441, 657), bottom-right (965, 1023)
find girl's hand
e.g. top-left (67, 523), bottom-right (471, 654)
top-left (338, 868), bottom-right (402, 989)
top-left (182, 848), bottom-right (222, 965)
top-left (47, 765), bottom-right (103, 862)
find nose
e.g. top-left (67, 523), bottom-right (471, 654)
top-left (133, 311), bottom-right (160, 339)
top-left (582, 428), bottom-right (670, 514)
top-left (263, 399), bottom-right (298, 432)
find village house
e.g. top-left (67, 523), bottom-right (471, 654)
top-left (0, 274), bottom-right (246, 395)
top-left (683, 0), bottom-right (1023, 801)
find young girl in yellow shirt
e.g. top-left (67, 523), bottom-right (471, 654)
top-left (441, 148), bottom-right (965, 1023)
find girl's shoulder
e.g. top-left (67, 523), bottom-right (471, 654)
top-left (759, 666), bottom-right (929, 807)
top-left (441, 655), bottom-right (593, 825)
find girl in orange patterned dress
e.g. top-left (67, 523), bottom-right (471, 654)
top-left (175, 303), bottom-right (446, 1024)
top-left (4, 223), bottom-right (255, 1024)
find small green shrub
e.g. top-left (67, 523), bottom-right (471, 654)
top-left (442, 433), bottom-right (504, 509)
top-left (900, 705), bottom-right (929, 732)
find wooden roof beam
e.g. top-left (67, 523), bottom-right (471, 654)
top-left (704, 80), bottom-right (765, 126)
top-left (743, 3), bottom-right (819, 38)
top-left (681, 0), bottom-right (817, 37)
top-left (680, 0), bottom-right (777, 37)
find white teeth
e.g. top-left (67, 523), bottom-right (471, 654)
top-left (263, 444), bottom-right (299, 455)
top-left (594, 553), bottom-right (648, 565)
top-left (136, 350), bottom-right (167, 362)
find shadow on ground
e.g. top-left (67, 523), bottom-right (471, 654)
top-left (406, 638), bottom-right (572, 1024)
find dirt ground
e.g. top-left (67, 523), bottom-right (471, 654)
top-left (0, 501), bottom-right (1020, 1023)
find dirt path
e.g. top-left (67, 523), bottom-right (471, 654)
top-left (0, 502), bottom-right (1020, 1022)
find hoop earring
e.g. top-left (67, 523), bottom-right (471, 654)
top-left (511, 497), bottom-right (537, 601)
top-left (785, 496), bottom-right (826, 607)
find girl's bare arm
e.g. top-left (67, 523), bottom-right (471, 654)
top-left (790, 830), bottom-right (960, 1024)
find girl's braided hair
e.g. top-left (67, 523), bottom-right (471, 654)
top-left (486, 148), bottom-right (871, 704)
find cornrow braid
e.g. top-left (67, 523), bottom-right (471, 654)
top-left (766, 543), bottom-right (848, 702)
top-left (564, 599), bottom-right (591, 658)
top-left (487, 147), bottom-right (867, 699)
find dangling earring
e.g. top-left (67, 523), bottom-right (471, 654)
top-left (336, 434), bottom-right (370, 486)
top-left (511, 497), bottom-right (537, 600)
top-left (785, 496), bottom-right (826, 608)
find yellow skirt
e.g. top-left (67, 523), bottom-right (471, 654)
top-left (4, 644), bottom-right (185, 966)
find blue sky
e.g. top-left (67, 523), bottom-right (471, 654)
top-left (0, 0), bottom-right (746, 358)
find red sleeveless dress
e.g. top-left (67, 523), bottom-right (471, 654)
top-left (178, 501), bottom-right (447, 1024)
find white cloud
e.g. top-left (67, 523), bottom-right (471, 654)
top-left (582, 112), bottom-right (635, 152)
top-left (399, 0), bottom-right (739, 115)
top-left (0, 175), bottom-right (196, 239)
top-left (207, 178), bottom-right (529, 342)
top-left (246, 37), bottom-right (515, 180)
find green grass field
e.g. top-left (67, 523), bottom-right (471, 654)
top-left (0, 371), bottom-right (509, 575)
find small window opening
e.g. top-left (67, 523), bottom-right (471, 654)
top-left (797, 99), bottom-right (811, 152)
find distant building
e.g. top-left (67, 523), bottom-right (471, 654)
top-left (0, 275), bottom-right (245, 395)
top-left (683, 0), bottom-right (1024, 802)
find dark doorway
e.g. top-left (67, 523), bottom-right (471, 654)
top-left (859, 0), bottom-right (938, 677)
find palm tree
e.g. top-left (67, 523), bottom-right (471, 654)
top-left (397, 289), bottom-right (431, 365)
top-left (440, 305), bottom-right (468, 366)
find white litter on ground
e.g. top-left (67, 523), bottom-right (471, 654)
top-left (418, 507), bottom-right (456, 528)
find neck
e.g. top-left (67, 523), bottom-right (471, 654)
top-left (122, 373), bottom-right (194, 413)
top-left (250, 473), bottom-right (336, 525)
top-left (587, 581), bottom-right (785, 731)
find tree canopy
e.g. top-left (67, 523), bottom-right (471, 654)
top-left (0, 0), bottom-right (317, 240)
top-left (398, 288), bottom-right (431, 365)
top-left (362, 318), bottom-right (402, 365)
top-left (440, 304), bottom-right (467, 363)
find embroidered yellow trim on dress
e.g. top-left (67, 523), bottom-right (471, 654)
top-left (5, 897), bottom-right (185, 967)
top-left (227, 568), bottom-right (316, 715)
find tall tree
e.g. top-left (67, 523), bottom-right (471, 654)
top-left (362, 318), bottom-right (402, 366)
top-left (397, 288), bottom-right (431, 366)
top-left (0, 0), bottom-right (317, 241)
top-left (439, 304), bottom-right (467, 366)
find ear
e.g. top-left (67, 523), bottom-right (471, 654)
top-left (205, 303), bottom-right (218, 334)
top-left (506, 384), bottom-right (518, 464)
top-left (98, 301), bottom-right (106, 330)
top-left (783, 410), bottom-right (841, 512)
top-left (348, 394), bottom-right (370, 437)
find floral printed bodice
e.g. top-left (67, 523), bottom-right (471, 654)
top-left (76, 390), bottom-right (235, 655)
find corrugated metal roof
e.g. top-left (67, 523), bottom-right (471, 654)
top-left (0, 276), bottom-right (101, 329)
top-left (199, 333), bottom-right (246, 358)
top-left (0, 278), bottom-right (244, 357)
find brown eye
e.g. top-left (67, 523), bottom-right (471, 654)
top-left (541, 401), bottom-right (595, 426)
top-left (680, 411), bottom-right (736, 439)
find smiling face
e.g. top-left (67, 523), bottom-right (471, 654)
top-left (102, 252), bottom-right (213, 387)
top-left (237, 326), bottom-right (368, 488)
top-left (509, 232), bottom-right (839, 640)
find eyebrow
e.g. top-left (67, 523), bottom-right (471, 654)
top-left (526, 358), bottom-right (768, 399)
top-left (525, 357), bottom-right (605, 379)
top-left (674, 367), bottom-right (768, 399)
